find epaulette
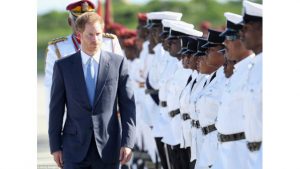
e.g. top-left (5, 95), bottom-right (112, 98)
top-left (103, 33), bottom-right (116, 39)
top-left (48, 37), bottom-right (68, 45)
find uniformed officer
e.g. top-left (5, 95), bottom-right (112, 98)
top-left (188, 43), bottom-right (210, 168)
top-left (151, 19), bottom-right (193, 141)
top-left (178, 37), bottom-right (207, 169)
top-left (178, 36), bottom-right (205, 169)
top-left (136, 13), bottom-right (149, 54)
top-left (193, 29), bottom-right (226, 169)
top-left (212, 11), bottom-right (256, 169)
top-left (44, 0), bottom-right (123, 123)
top-left (240, 1), bottom-right (263, 169)
top-left (156, 23), bottom-right (202, 169)
top-left (143, 12), bottom-right (183, 169)
top-left (164, 27), bottom-right (203, 169)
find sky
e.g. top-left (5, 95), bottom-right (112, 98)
top-left (37, 0), bottom-right (232, 15)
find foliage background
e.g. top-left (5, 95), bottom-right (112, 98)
top-left (37, 0), bottom-right (262, 74)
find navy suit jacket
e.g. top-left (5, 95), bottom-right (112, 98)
top-left (48, 50), bottom-right (136, 163)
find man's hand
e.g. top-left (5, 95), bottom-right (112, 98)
top-left (52, 151), bottom-right (63, 168)
top-left (119, 147), bottom-right (132, 165)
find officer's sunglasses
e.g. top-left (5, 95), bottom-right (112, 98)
top-left (225, 34), bottom-right (240, 41)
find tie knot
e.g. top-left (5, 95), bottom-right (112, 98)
top-left (87, 57), bottom-right (93, 64)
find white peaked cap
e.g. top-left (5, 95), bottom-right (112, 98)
top-left (146, 11), bottom-right (182, 21)
top-left (243, 0), bottom-right (263, 17)
top-left (162, 19), bottom-right (194, 29)
top-left (224, 12), bottom-right (243, 24)
top-left (170, 23), bottom-right (203, 37)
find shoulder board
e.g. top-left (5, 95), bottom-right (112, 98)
top-left (103, 33), bottom-right (116, 39)
top-left (48, 37), bottom-right (68, 45)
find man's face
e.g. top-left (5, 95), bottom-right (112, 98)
top-left (206, 45), bottom-right (225, 69)
top-left (240, 22), bottom-right (262, 51)
top-left (199, 55), bottom-right (211, 74)
top-left (149, 26), bottom-right (161, 45)
top-left (224, 36), bottom-right (243, 61)
top-left (79, 21), bottom-right (103, 55)
top-left (137, 25), bottom-right (149, 40)
top-left (162, 36), bottom-right (170, 51)
top-left (182, 55), bottom-right (190, 69)
top-left (196, 56), bottom-right (202, 72)
top-left (168, 38), bottom-right (181, 57)
top-left (124, 47), bottom-right (137, 60)
top-left (189, 55), bottom-right (197, 70)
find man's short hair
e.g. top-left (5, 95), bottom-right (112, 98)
top-left (75, 12), bottom-right (104, 32)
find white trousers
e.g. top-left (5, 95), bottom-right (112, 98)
top-left (212, 140), bottom-right (250, 169)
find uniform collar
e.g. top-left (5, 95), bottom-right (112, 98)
top-left (234, 53), bottom-right (255, 72)
top-left (80, 49), bottom-right (101, 65)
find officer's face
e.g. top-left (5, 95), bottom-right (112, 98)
top-left (224, 37), bottom-right (243, 61)
top-left (196, 56), bottom-right (202, 72)
top-left (79, 21), bottom-right (103, 55)
top-left (169, 38), bottom-right (181, 57)
top-left (199, 55), bottom-right (211, 74)
top-left (240, 22), bottom-right (262, 52)
top-left (124, 47), bottom-right (137, 61)
top-left (149, 26), bottom-right (161, 44)
top-left (206, 45), bottom-right (225, 69)
top-left (182, 55), bottom-right (189, 69)
top-left (162, 36), bottom-right (170, 51)
top-left (189, 55), bottom-right (198, 70)
top-left (137, 25), bottom-right (149, 40)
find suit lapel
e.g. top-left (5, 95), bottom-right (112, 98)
top-left (72, 51), bottom-right (92, 110)
top-left (93, 50), bottom-right (110, 108)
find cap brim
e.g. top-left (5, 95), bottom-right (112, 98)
top-left (201, 42), bottom-right (222, 48)
top-left (201, 42), bottom-right (210, 48)
top-left (178, 48), bottom-right (188, 54)
top-left (166, 36), bottom-right (178, 40)
top-left (192, 51), bottom-right (206, 57)
top-left (143, 23), bottom-right (153, 29)
top-left (159, 31), bottom-right (169, 37)
top-left (219, 29), bottom-right (236, 37)
top-left (181, 50), bottom-right (195, 55)
top-left (238, 20), bottom-right (245, 25)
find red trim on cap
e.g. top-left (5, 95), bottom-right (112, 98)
top-left (66, 0), bottom-right (95, 11)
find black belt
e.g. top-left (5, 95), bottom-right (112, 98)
top-left (218, 132), bottom-right (245, 143)
top-left (145, 89), bottom-right (159, 95)
top-left (201, 124), bottom-right (217, 135)
top-left (169, 109), bottom-right (180, 117)
top-left (160, 101), bottom-right (167, 107)
top-left (247, 141), bottom-right (262, 152)
top-left (182, 113), bottom-right (191, 121)
top-left (191, 119), bottom-right (200, 128)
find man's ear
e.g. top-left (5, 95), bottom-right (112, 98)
top-left (76, 32), bottom-right (81, 40)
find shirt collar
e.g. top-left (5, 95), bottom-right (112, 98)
top-left (81, 50), bottom-right (101, 65)
top-left (234, 53), bottom-right (255, 72)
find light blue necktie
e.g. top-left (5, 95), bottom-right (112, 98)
top-left (86, 58), bottom-right (96, 106)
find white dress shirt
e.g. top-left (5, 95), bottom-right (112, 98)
top-left (216, 54), bottom-right (255, 134)
top-left (243, 53), bottom-right (262, 142)
top-left (81, 50), bottom-right (100, 84)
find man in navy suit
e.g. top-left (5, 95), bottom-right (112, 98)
top-left (48, 12), bottom-right (136, 169)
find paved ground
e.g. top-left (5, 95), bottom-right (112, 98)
top-left (37, 76), bottom-right (58, 169)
